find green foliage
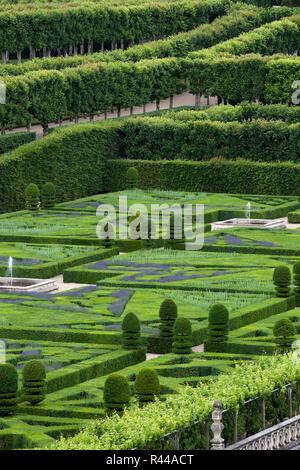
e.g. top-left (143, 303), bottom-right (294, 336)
top-left (273, 266), bottom-right (291, 297)
top-left (25, 183), bottom-right (40, 211)
top-left (134, 368), bottom-right (160, 403)
top-left (273, 318), bottom-right (296, 351)
top-left (0, 132), bottom-right (35, 155)
top-left (293, 262), bottom-right (300, 306)
top-left (172, 317), bottom-right (192, 354)
top-left (121, 312), bottom-right (141, 350)
top-left (41, 182), bottom-right (56, 209)
top-left (205, 303), bottom-right (229, 352)
top-left (159, 299), bottom-right (178, 352)
top-left (126, 167), bottom-right (139, 190)
top-left (0, 363), bottom-right (18, 416)
top-left (103, 373), bottom-right (131, 411)
top-left (22, 360), bottom-right (46, 404)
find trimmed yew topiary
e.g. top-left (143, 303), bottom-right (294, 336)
top-left (41, 182), bottom-right (56, 209)
top-left (121, 312), bottom-right (141, 350)
top-left (25, 183), bottom-right (40, 211)
top-left (172, 317), bottom-right (192, 354)
top-left (0, 363), bottom-right (18, 416)
top-left (293, 262), bottom-right (300, 306)
top-left (205, 303), bottom-right (229, 352)
top-left (273, 318), bottom-right (296, 352)
top-left (22, 360), bottom-right (46, 404)
top-left (103, 373), bottom-right (131, 410)
top-left (134, 368), bottom-right (160, 403)
top-left (126, 167), bottom-right (139, 189)
top-left (273, 266), bottom-right (291, 297)
top-left (159, 298), bottom-right (178, 339)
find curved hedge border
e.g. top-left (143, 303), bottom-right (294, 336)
top-left (0, 131), bottom-right (35, 155)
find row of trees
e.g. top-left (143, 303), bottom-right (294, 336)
top-left (0, 0), bottom-right (229, 53)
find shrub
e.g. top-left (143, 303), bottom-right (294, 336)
top-left (172, 317), bottom-right (192, 354)
top-left (121, 313), bottom-right (141, 350)
top-left (22, 360), bottom-right (46, 404)
top-left (273, 318), bottom-right (296, 351)
top-left (134, 369), bottom-right (160, 403)
top-left (126, 167), bottom-right (139, 189)
top-left (25, 183), bottom-right (40, 211)
top-left (273, 266), bottom-right (291, 297)
top-left (159, 298), bottom-right (178, 342)
top-left (0, 363), bottom-right (18, 416)
top-left (103, 373), bottom-right (131, 410)
top-left (293, 262), bottom-right (300, 306)
top-left (41, 182), bottom-right (56, 209)
top-left (205, 303), bottom-right (229, 352)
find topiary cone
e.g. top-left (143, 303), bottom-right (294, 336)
top-left (0, 363), bottom-right (18, 416)
top-left (134, 368), bottom-right (160, 403)
top-left (22, 360), bottom-right (46, 404)
top-left (172, 317), bottom-right (192, 354)
top-left (103, 373), bottom-right (131, 410)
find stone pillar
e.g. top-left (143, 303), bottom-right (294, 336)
top-left (211, 400), bottom-right (225, 450)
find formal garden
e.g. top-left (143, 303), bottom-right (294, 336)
top-left (0, 0), bottom-right (300, 452)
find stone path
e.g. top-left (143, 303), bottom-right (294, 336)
top-left (52, 274), bottom-right (90, 293)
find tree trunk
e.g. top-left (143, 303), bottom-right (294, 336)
top-left (80, 44), bottom-right (84, 55)
top-left (74, 116), bottom-right (78, 124)
top-left (17, 51), bottom-right (22, 64)
top-left (26, 122), bottom-right (31, 132)
top-left (121, 39), bottom-right (124, 50)
top-left (104, 110), bottom-right (107, 120)
top-left (169, 95), bottom-right (173, 109)
top-left (101, 42), bottom-right (104, 52)
top-left (195, 94), bottom-right (200, 106)
top-left (156, 99), bottom-right (160, 111)
top-left (1, 127), bottom-right (5, 135)
top-left (69, 45), bottom-right (73, 56)
top-left (42, 124), bottom-right (48, 136)
top-left (143, 104), bottom-right (146, 113)
top-left (130, 107), bottom-right (134, 116)
top-left (29, 46), bottom-right (36, 60)
top-left (117, 107), bottom-right (121, 118)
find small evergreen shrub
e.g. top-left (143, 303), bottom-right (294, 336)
top-left (172, 317), bottom-right (192, 354)
top-left (25, 183), bottom-right (40, 211)
top-left (204, 303), bottom-right (229, 352)
top-left (22, 360), bottom-right (46, 404)
top-left (134, 368), bottom-right (160, 403)
top-left (121, 313), bottom-right (141, 350)
top-left (126, 167), bottom-right (139, 189)
top-left (103, 373), bottom-right (131, 410)
top-left (273, 266), bottom-right (291, 297)
top-left (41, 182), bottom-right (56, 209)
top-left (159, 298), bottom-right (178, 340)
top-left (0, 363), bottom-right (18, 416)
top-left (102, 222), bottom-right (114, 248)
top-left (293, 262), bottom-right (300, 307)
top-left (273, 318), bottom-right (296, 352)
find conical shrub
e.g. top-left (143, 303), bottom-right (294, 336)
top-left (172, 317), bottom-right (192, 354)
top-left (205, 303), bottom-right (229, 352)
top-left (25, 183), bottom-right (40, 211)
top-left (126, 167), bottom-right (139, 189)
top-left (273, 266), bottom-right (291, 297)
top-left (273, 318), bottom-right (296, 352)
top-left (159, 299), bottom-right (178, 339)
top-left (121, 313), bottom-right (141, 350)
top-left (103, 373), bottom-right (131, 410)
top-left (22, 360), bottom-right (46, 404)
top-left (41, 182), bottom-right (56, 209)
top-left (293, 262), bottom-right (300, 306)
top-left (0, 363), bottom-right (18, 416)
top-left (134, 368), bottom-right (160, 403)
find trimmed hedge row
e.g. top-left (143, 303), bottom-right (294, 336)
top-left (105, 158), bottom-right (300, 196)
top-left (118, 117), bottom-right (300, 162)
top-left (0, 0), bottom-right (229, 53)
top-left (0, 132), bottom-right (36, 155)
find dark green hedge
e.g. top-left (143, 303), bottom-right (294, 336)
top-left (0, 0), bottom-right (230, 53)
top-left (0, 132), bottom-right (35, 155)
top-left (105, 158), bottom-right (300, 196)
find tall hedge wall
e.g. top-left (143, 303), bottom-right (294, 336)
top-left (0, 0), bottom-right (230, 53)
top-left (0, 122), bottom-right (120, 212)
top-left (0, 132), bottom-right (36, 155)
top-left (105, 158), bottom-right (300, 196)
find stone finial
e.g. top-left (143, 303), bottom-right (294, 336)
top-left (211, 400), bottom-right (225, 450)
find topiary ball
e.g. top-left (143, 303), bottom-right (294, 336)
top-left (159, 299), bottom-right (178, 321)
top-left (0, 363), bottom-right (18, 394)
top-left (121, 313), bottom-right (140, 333)
top-left (134, 368), bottom-right (160, 403)
top-left (173, 317), bottom-right (192, 336)
top-left (273, 266), bottom-right (291, 284)
top-left (208, 303), bottom-right (229, 325)
top-left (273, 318), bottom-right (296, 338)
top-left (25, 183), bottom-right (40, 197)
top-left (22, 360), bottom-right (46, 381)
top-left (103, 373), bottom-right (131, 410)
